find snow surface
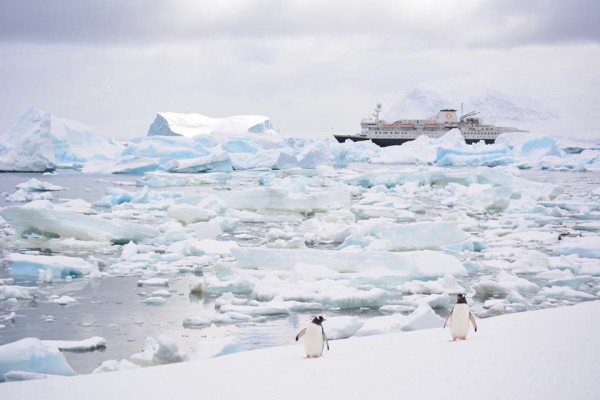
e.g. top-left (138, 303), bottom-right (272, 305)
top-left (0, 302), bottom-right (597, 399)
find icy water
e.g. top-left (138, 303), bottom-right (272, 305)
top-left (0, 167), bottom-right (599, 374)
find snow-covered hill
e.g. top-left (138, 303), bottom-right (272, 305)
top-left (147, 112), bottom-right (279, 137)
top-left (384, 87), bottom-right (558, 125)
top-left (0, 108), bottom-right (123, 172)
top-left (0, 301), bottom-right (597, 400)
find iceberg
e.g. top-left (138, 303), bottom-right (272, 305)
top-left (0, 200), bottom-right (158, 242)
top-left (0, 108), bottom-right (122, 172)
top-left (147, 112), bottom-right (279, 137)
top-left (7, 253), bottom-right (93, 281)
top-left (0, 338), bottom-right (77, 380)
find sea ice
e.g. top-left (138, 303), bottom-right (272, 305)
top-left (5, 189), bottom-right (54, 203)
top-left (129, 336), bottom-right (188, 367)
top-left (7, 253), bottom-right (93, 281)
top-left (15, 178), bottom-right (65, 192)
top-left (555, 236), bottom-right (600, 258)
top-left (233, 247), bottom-right (466, 277)
top-left (1, 200), bottom-right (158, 242)
top-left (167, 204), bottom-right (216, 224)
top-left (324, 316), bottom-right (365, 339)
top-left (0, 285), bottom-right (38, 301)
top-left (0, 338), bottom-right (77, 379)
top-left (49, 295), bottom-right (77, 305)
top-left (220, 187), bottom-right (351, 213)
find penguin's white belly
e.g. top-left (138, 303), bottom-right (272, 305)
top-left (304, 324), bottom-right (324, 357)
top-left (450, 304), bottom-right (471, 338)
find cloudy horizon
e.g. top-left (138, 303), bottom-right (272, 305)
top-left (1, 0), bottom-right (599, 139)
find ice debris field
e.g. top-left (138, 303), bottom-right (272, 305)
top-left (0, 108), bottom-right (599, 388)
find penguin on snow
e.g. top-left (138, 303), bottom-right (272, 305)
top-left (444, 294), bottom-right (478, 341)
top-left (295, 315), bottom-right (330, 358)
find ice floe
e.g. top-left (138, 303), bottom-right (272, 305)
top-left (0, 338), bottom-right (77, 380)
top-left (1, 200), bottom-right (158, 242)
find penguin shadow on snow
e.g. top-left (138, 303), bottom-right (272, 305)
top-left (444, 294), bottom-right (478, 342)
top-left (295, 315), bottom-right (330, 359)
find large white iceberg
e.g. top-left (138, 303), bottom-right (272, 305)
top-left (147, 112), bottom-right (279, 137)
top-left (0, 108), bottom-right (122, 172)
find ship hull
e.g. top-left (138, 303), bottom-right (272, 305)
top-left (334, 135), bottom-right (495, 146)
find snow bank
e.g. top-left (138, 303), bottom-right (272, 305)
top-left (5, 302), bottom-right (595, 399)
top-left (0, 338), bottom-right (76, 381)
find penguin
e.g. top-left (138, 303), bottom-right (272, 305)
top-left (295, 315), bottom-right (330, 358)
top-left (444, 294), bottom-right (478, 341)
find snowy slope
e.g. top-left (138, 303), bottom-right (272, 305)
top-left (147, 112), bottom-right (279, 137)
top-left (0, 108), bottom-right (123, 172)
top-left (1, 301), bottom-right (597, 400)
top-left (384, 86), bottom-right (558, 124)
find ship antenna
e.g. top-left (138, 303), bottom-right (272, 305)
top-left (461, 102), bottom-right (464, 118)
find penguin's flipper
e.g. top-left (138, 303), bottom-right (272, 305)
top-left (322, 327), bottom-right (330, 350)
top-left (444, 315), bottom-right (451, 329)
top-left (469, 312), bottom-right (478, 332)
top-left (295, 328), bottom-right (306, 341)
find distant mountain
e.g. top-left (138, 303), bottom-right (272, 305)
top-left (383, 87), bottom-right (558, 124)
top-left (147, 112), bottom-right (279, 137)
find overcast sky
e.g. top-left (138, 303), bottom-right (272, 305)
top-left (0, 0), bottom-right (599, 139)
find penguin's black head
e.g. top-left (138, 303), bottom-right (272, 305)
top-left (456, 294), bottom-right (467, 304)
top-left (312, 316), bottom-right (326, 325)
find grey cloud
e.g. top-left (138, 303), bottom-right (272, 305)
top-left (0, 0), bottom-right (598, 48)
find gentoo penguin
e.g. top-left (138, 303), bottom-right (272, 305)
top-left (295, 316), bottom-right (330, 358)
top-left (444, 294), bottom-right (478, 341)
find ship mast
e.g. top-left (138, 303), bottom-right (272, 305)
top-left (373, 103), bottom-right (382, 123)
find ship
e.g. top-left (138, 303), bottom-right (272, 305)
top-left (334, 104), bottom-right (526, 147)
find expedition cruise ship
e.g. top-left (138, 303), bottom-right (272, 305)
top-left (334, 104), bottom-right (526, 147)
